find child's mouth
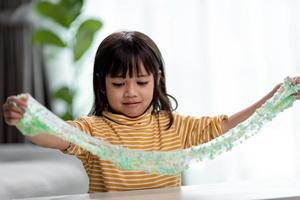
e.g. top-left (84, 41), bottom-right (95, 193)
top-left (123, 102), bottom-right (141, 107)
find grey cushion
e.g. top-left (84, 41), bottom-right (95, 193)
top-left (0, 144), bottom-right (88, 199)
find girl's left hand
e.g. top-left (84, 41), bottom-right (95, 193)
top-left (291, 76), bottom-right (300, 100)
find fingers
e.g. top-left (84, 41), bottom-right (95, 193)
top-left (3, 112), bottom-right (25, 125)
top-left (294, 93), bottom-right (300, 100)
top-left (2, 95), bottom-right (27, 126)
top-left (6, 95), bottom-right (28, 108)
top-left (3, 104), bottom-right (25, 115)
top-left (291, 76), bottom-right (300, 85)
top-left (290, 76), bottom-right (300, 100)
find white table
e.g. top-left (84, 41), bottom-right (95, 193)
top-left (20, 179), bottom-right (300, 200)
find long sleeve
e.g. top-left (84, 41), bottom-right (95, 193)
top-left (173, 113), bottom-right (228, 148)
top-left (61, 117), bottom-right (93, 167)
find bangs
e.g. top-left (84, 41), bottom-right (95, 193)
top-left (107, 41), bottom-right (158, 78)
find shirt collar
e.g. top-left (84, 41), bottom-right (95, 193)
top-left (102, 107), bottom-right (153, 127)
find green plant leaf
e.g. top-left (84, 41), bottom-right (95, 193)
top-left (62, 111), bottom-right (73, 120)
top-left (77, 19), bottom-right (103, 33)
top-left (32, 29), bottom-right (66, 47)
top-left (60, 0), bottom-right (83, 8)
top-left (51, 86), bottom-right (74, 105)
top-left (73, 19), bottom-right (102, 61)
top-left (35, 0), bottom-right (83, 28)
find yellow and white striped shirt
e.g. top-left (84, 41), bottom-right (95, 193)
top-left (63, 109), bottom-right (227, 192)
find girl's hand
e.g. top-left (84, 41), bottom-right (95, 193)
top-left (291, 76), bottom-right (300, 100)
top-left (2, 95), bottom-right (28, 126)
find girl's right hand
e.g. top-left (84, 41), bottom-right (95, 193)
top-left (2, 95), bottom-right (28, 126)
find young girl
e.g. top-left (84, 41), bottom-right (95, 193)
top-left (3, 31), bottom-right (300, 193)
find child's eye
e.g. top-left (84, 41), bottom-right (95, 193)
top-left (112, 83), bottom-right (124, 87)
top-left (137, 81), bottom-right (148, 86)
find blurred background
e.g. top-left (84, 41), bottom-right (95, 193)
top-left (0, 0), bottom-right (300, 197)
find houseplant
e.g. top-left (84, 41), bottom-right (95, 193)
top-left (32, 0), bottom-right (102, 120)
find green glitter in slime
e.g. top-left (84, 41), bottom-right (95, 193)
top-left (16, 77), bottom-right (300, 175)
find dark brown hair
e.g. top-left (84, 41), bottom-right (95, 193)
top-left (90, 31), bottom-right (177, 128)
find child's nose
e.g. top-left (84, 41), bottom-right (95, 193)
top-left (124, 83), bottom-right (137, 98)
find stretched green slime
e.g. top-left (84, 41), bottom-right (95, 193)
top-left (17, 77), bottom-right (300, 175)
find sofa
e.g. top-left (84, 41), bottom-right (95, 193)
top-left (0, 144), bottom-right (88, 199)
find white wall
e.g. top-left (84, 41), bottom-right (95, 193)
top-left (53, 0), bottom-right (300, 185)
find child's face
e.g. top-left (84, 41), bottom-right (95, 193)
top-left (105, 64), bottom-right (154, 117)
